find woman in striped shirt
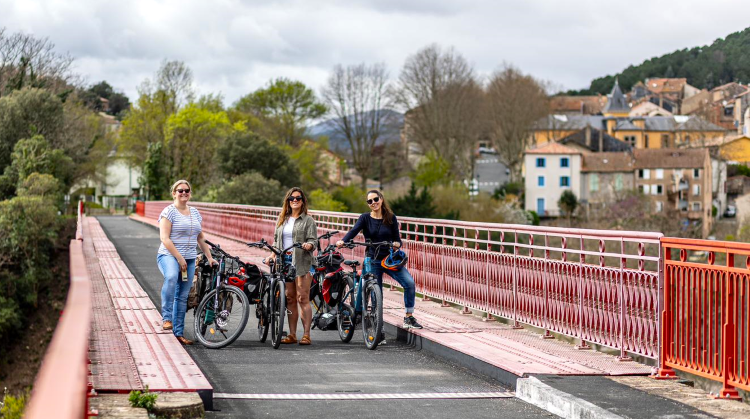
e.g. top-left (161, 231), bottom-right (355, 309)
top-left (157, 180), bottom-right (216, 345)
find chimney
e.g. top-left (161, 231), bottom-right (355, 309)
top-left (585, 125), bottom-right (592, 148)
top-left (598, 130), bottom-right (604, 152)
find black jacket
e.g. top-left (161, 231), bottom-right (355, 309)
top-left (341, 213), bottom-right (402, 261)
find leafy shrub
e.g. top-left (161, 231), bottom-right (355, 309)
top-left (332, 185), bottom-right (368, 213)
top-left (128, 387), bottom-right (158, 411)
top-left (214, 172), bottom-right (284, 207)
top-left (0, 196), bottom-right (60, 341)
top-left (1, 389), bottom-right (28, 419)
top-left (527, 210), bottom-right (540, 226)
top-left (309, 189), bottom-right (346, 212)
top-left (17, 173), bottom-right (61, 198)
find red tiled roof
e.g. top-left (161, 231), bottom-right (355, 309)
top-left (526, 142), bottom-right (581, 155)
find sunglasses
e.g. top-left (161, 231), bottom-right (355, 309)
top-left (366, 197), bottom-right (380, 205)
top-left (176, 188), bottom-right (191, 194)
top-left (288, 196), bottom-right (304, 202)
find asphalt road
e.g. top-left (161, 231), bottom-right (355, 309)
top-left (97, 216), bottom-right (552, 419)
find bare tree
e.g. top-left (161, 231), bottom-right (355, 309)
top-left (395, 44), bottom-right (483, 179)
top-left (0, 28), bottom-right (76, 97)
top-left (486, 65), bottom-right (549, 181)
top-left (154, 60), bottom-right (195, 113)
top-left (321, 62), bottom-right (395, 189)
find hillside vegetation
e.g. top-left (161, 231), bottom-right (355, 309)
top-left (570, 27), bottom-right (750, 95)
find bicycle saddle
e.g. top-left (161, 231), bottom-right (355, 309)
top-left (343, 260), bottom-right (360, 267)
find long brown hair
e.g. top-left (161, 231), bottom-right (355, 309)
top-left (367, 189), bottom-right (394, 225)
top-left (276, 187), bottom-right (308, 227)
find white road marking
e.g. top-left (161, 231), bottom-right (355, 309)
top-left (214, 392), bottom-right (514, 400)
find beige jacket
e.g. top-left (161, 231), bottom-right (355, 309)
top-left (273, 213), bottom-right (318, 275)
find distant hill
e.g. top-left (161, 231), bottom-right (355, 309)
top-left (307, 109), bottom-right (404, 155)
top-left (568, 27), bottom-right (750, 95)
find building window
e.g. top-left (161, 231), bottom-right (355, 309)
top-left (560, 157), bottom-right (569, 168)
top-left (624, 136), bottom-right (636, 147)
top-left (693, 169), bottom-right (700, 179)
top-left (639, 184), bottom-right (650, 194)
top-left (644, 135), bottom-right (649, 148)
top-left (662, 134), bottom-right (670, 147)
top-left (655, 169), bottom-right (664, 179)
top-left (536, 158), bottom-right (546, 168)
top-left (590, 174), bottom-right (599, 192)
top-left (654, 184), bottom-right (663, 195)
top-left (655, 201), bottom-right (663, 212)
top-left (638, 169), bottom-right (650, 179)
top-left (685, 135), bottom-right (691, 143)
top-left (692, 202), bottom-right (701, 211)
top-left (693, 184), bottom-right (700, 196)
top-left (538, 176), bottom-right (545, 187)
top-left (560, 176), bottom-right (570, 187)
top-left (615, 174), bottom-right (623, 190)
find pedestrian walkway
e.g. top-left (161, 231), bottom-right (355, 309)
top-left (84, 217), bottom-right (212, 403)
top-left (130, 213), bottom-right (651, 379)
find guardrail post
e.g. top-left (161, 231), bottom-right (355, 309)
top-left (441, 231), bottom-right (450, 308)
top-left (715, 252), bottom-right (740, 399)
top-left (576, 234), bottom-right (590, 350)
top-left (654, 244), bottom-right (676, 379)
top-left (617, 239), bottom-right (632, 361)
top-left (512, 230), bottom-right (522, 329)
top-left (542, 234), bottom-right (553, 339)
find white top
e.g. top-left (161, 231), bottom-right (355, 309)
top-left (282, 217), bottom-right (296, 250)
top-left (157, 205), bottom-right (202, 259)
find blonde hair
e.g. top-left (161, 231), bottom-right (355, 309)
top-left (276, 187), bottom-right (308, 227)
top-left (170, 179), bottom-right (192, 195)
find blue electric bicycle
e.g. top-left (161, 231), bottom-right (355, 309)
top-left (335, 240), bottom-right (394, 350)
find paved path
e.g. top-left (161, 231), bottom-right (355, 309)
top-left (97, 216), bottom-right (551, 418)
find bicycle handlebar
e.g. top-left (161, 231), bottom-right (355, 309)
top-left (246, 239), bottom-right (303, 255)
top-left (317, 230), bottom-right (339, 240)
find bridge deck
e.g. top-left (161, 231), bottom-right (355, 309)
top-left (130, 213), bottom-right (651, 377)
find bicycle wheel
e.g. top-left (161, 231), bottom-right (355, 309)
top-left (361, 277), bottom-right (383, 350)
top-left (337, 276), bottom-right (356, 343)
top-left (270, 279), bottom-right (286, 349)
top-left (194, 286), bottom-right (250, 349)
top-left (256, 279), bottom-right (270, 342)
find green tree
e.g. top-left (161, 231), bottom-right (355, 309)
top-left (140, 141), bottom-right (170, 200)
top-left (412, 152), bottom-right (452, 188)
top-left (214, 172), bottom-right (284, 207)
top-left (215, 131), bottom-right (300, 188)
top-left (0, 135), bottom-right (74, 198)
top-left (234, 78), bottom-right (327, 146)
top-left (0, 88), bottom-right (64, 173)
top-left (332, 184), bottom-right (369, 213)
top-left (164, 103), bottom-right (233, 189)
top-left (289, 140), bottom-right (331, 191)
top-left (17, 172), bottom-right (61, 197)
top-left (309, 189), bottom-right (347, 212)
top-left (390, 183), bottom-right (437, 218)
top-left (558, 190), bottom-right (578, 225)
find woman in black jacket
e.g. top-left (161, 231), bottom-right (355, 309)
top-left (337, 189), bottom-right (422, 330)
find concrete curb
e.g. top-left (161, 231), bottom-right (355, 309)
top-left (516, 377), bottom-right (624, 419)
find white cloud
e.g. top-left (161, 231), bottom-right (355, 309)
top-left (1, 0), bottom-right (749, 105)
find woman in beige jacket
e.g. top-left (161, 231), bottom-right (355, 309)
top-left (265, 187), bottom-right (318, 345)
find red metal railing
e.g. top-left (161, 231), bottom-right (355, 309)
top-left (144, 201), bottom-right (663, 360)
top-left (26, 204), bottom-right (92, 419)
top-left (656, 237), bottom-right (750, 399)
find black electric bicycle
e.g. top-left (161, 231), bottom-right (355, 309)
top-left (193, 240), bottom-right (250, 349)
top-left (246, 239), bottom-right (302, 349)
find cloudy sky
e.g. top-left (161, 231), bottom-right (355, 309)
top-left (2, 0), bottom-right (749, 105)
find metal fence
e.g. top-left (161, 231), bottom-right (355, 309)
top-left (26, 203), bottom-right (92, 419)
top-left (144, 201), bottom-right (663, 360)
top-left (656, 238), bottom-right (750, 399)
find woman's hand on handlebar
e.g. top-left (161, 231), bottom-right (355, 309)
top-left (302, 243), bottom-right (314, 251)
top-left (207, 256), bottom-right (218, 266)
top-left (335, 240), bottom-right (345, 248)
top-left (392, 242), bottom-right (401, 249)
top-left (263, 255), bottom-right (274, 265)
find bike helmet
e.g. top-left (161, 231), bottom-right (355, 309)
top-left (381, 249), bottom-right (408, 271)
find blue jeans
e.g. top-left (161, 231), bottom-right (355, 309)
top-left (157, 254), bottom-right (196, 337)
top-left (369, 261), bottom-right (416, 314)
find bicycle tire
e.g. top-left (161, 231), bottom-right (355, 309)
top-left (193, 286), bottom-right (250, 349)
top-left (362, 278), bottom-right (383, 350)
top-left (270, 279), bottom-right (286, 349)
top-left (337, 276), bottom-right (356, 343)
top-left (257, 282), bottom-right (270, 342)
